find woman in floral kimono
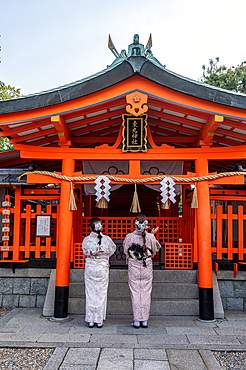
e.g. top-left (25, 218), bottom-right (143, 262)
top-left (82, 217), bottom-right (116, 328)
top-left (123, 214), bottom-right (161, 328)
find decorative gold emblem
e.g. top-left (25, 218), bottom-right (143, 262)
top-left (133, 95), bottom-right (141, 102)
top-left (122, 114), bottom-right (147, 152)
top-left (126, 92), bottom-right (148, 117)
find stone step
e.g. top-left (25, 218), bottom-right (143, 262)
top-left (68, 297), bottom-right (199, 316)
top-left (69, 269), bottom-right (198, 284)
top-left (69, 282), bottom-right (198, 299)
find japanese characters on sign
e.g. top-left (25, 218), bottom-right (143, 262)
top-left (122, 114), bottom-right (147, 152)
top-left (36, 215), bottom-right (51, 237)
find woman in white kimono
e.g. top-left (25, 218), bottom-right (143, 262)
top-left (123, 214), bottom-right (161, 328)
top-left (82, 217), bottom-right (116, 328)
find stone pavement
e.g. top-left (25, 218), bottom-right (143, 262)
top-left (0, 308), bottom-right (246, 369)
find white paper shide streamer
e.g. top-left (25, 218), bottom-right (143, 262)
top-left (94, 176), bottom-right (111, 208)
top-left (160, 177), bottom-right (176, 204)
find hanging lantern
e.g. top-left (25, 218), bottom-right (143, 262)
top-left (160, 177), bottom-right (176, 205)
top-left (94, 176), bottom-right (111, 209)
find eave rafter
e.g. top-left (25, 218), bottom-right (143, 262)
top-left (51, 115), bottom-right (74, 147)
top-left (194, 115), bottom-right (223, 147)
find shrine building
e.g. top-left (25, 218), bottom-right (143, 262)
top-left (0, 35), bottom-right (246, 321)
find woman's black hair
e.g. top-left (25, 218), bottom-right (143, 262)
top-left (89, 217), bottom-right (102, 245)
top-left (89, 217), bottom-right (101, 230)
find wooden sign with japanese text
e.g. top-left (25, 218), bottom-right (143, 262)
top-left (122, 114), bottom-right (147, 152)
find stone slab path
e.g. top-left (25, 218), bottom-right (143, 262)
top-left (0, 308), bottom-right (246, 369)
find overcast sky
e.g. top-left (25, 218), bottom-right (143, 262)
top-left (0, 0), bottom-right (245, 96)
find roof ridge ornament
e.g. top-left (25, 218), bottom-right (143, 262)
top-left (107, 34), bottom-right (165, 68)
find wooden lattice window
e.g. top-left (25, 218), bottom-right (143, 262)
top-left (164, 243), bottom-right (193, 269)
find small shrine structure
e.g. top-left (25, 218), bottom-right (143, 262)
top-left (0, 35), bottom-right (246, 321)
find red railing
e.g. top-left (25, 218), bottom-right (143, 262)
top-left (1, 200), bottom-right (59, 262)
top-left (211, 204), bottom-right (246, 260)
top-left (79, 216), bottom-right (184, 244)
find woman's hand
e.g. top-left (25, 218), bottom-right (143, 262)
top-left (151, 227), bottom-right (159, 235)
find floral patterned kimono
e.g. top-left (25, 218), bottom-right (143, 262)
top-left (82, 232), bottom-right (116, 324)
top-left (123, 230), bottom-right (161, 321)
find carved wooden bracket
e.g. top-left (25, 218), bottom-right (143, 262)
top-left (126, 92), bottom-right (148, 117)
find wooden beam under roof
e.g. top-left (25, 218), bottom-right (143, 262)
top-left (9, 127), bottom-right (57, 144)
top-left (62, 97), bottom-right (126, 122)
top-left (194, 115), bottom-right (223, 147)
top-left (51, 115), bottom-right (75, 147)
top-left (67, 108), bottom-right (125, 131)
top-left (148, 98), bottom-right (210, 121)
top-left (148, 117), bottom-right (198, 137)
top-left (72, 118), bottom-right (122, 137)
top-left (148, 108), bottom-right (204, 130)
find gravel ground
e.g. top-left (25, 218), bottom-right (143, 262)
top-left (213, 351), bottom-right (246, 369)
top-left (0, 348), bottom-right (55, 369)
top-left (0, 308), bottom-right (12, 318)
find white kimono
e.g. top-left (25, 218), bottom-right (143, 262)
top-left (82, 232), bottom-right (116, 323)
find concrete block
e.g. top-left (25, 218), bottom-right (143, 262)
top-left (134, 360), bottom-right (170, 370)
top-left (153, 270), bottom-right (197, 284)
top-left (187, 334), bottom-right (241, 345)
top-left (31, 278), bottom-right (48, 295)
top-left (0, 268), bottom-right (52, 278)
top-left (69, 283), bottom-right (85, 298)
top-left (213, 272), bottom-right (224, 319)
top-left (62, 348), bottom-right (100, 366)
top-left (97, 348), bottom-right (133, 370)
top-left (70, 269), bottom-right (84, 282)
top-left (139, 334), bottom-right (188, 345)
top-left (13, 278), bottom-right (31, 295)
top-left (152, 283), bottom-right (198, 299)
top-left (199, 350), bottom-right (221, 370)
top-left (0, 278), bottom-right (13, 294)
top-left (221, 297), bottom-right (227, 310)
top-left (37, 333), bottom-right (90, 343)
top-left (68, 297), bottom-right (85, 315)
top-left (217, 270), bottom-right (246, 281)
top-left (134, 349), bottom-right (168, 361)
top-left (150, 299), bottom-right (199, 316)
top-left (109, 270), bottom-right (128, 283)
top-left (19, 295), bottom-right (36, 308)
top-left (36, 295), bottom-right (45, 308)
top-left (227, 298), bottom-right (244, 311)
top-left (218, 280), bottom-right (234, 297)
top-left (2, 294), bottom-right (19, 307)
top-left (90, 334), bottom-right (137, 345)
top-left (107, 299), bottom-right (132, 315)
top-left (107, 283), bottom-right (131, 299)
top-left (43, 270), bottom-right (55, 317)
top-left (215, 327), bottom-right (246, 336)
top-left (234, 281), bottom-right (246, 298)
top-left (166, 349), bottom-right (206, 370)
top-left (44, 348), bottom-right (69, 370)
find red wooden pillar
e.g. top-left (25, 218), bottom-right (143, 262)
top-left (195, 158), bottom-right (214, 321)
top-left (54, 158), bottom-right (75, 318)
top-left (13, 186), bottom-right (21, 261)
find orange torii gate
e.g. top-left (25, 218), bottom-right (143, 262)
top-left (15, 142), bottom-right (245, 320)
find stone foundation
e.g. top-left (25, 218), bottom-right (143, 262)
top-left (0, 268), bottom-right (51, 308)
top-left (217, 271), bottom-right (246, 311)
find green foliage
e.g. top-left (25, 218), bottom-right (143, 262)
top-left (0, 137), bottom-right (13, 151)
top-left (0, 80), bottom-right (21, 151)
top-left (201, 59), bottom-right (246, 94)
top-left (0, 80), bottom-right (21, 100)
